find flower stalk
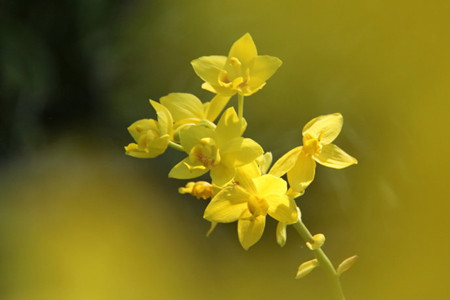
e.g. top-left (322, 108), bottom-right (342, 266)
top-left (168, 141), bottom-right (184, 152)
top-left (293, 216), bottom-right (346, 300)
top-left (238, 94), bottom-right (244, 121)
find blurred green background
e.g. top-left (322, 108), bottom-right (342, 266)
top-left (1, 0), bottom-right (449, 299)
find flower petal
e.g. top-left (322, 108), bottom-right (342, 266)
top-left (287, 152), bottom-right (316, 194)
top-left (179, 125), bottom-right (214, 153)
top-left (210, 164), bottom-right (235, 187)
top-left (191, 55), bottom-right (227, 84)
top-left (220, 137), bottom-right (264, 167)
top-left (203, 186), bottom-right (249, 223)
top-left (302, 113), bottom-right (343, 144)
top-left (234, 162), bottom-right (259, 193)
top-left (247, 55), bottom-right (282, 91)
top-left (168, 157), bottom-right (208, 179)
top-left (145, 134), bottom-right (170, 157)
top-left (214, 107), bottom-right (242, 146)
top-left (256, 152), bottom-right (273, 175)
top-left (314, 143), bottom-right (358, 169)
top-left (149, 100), bottom-right (173, 136)
top-left (124, 143), bottom-right (150, 158)
top-left (267, 195), bottom-right (298, 224)
top-left (228, 33), bottom-right (257, 68)
top-left (160, 93), bottom-right (204, 122)
top-left (127, 119), bottom-right (158, 143)
top-left (269, 146), bottom-right (302, 177)
top-left (204, 94), bottom-right (231, 122)
top-left (238, 215), bottom-right (266, 250)
top-left (206, 222), bottom-right (218, 237)
top-left (253, 175), bottom-right (287, 198)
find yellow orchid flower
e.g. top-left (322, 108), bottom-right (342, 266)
top-left (160, 92), bottom-right (231, 135)
top-left (124, 100), bottom-right (173, 158)
top-left (168, 107), bottom-right (263, 186)
top-left (269, 113), bottom-right (358, 194)
top-left (191, 33), bottom-right (282, 97)
top-left (204, 162), bottom-right (298, 250)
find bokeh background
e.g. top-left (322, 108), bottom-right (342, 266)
top-left (1, 0), bottom-right (449, 299)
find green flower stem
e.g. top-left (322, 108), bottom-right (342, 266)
top-left (237, 94), bottom-right (244, 120)
top-left (168, 141), bottom-right (184, 152)
top-left (293, 217), bottom-right (346, 300)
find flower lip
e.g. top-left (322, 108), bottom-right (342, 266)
top-left (189, 137), bottom-right (221, 168)
top-left (247, 195), bottom-right (269, 217)
top-left (302, 134), bottom-right (322, 156)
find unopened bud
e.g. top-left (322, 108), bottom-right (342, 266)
top-left (336, 255), bottom-right (358, 276)
top-left (276, 222), bottom-right (287, 247)
top-left (296, 259), bottom-right (319, 279)
top-left (306, 233), bottom-right (325, 250)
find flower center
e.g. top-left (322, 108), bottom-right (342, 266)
top-left (218, 57), bottom-right (248, 91)
top-left (302, 133), bottom-right (322, 156)
top-left (189, 137), bottom-right (221, 168)
top-left (247, 195), bottom-right (269, 217)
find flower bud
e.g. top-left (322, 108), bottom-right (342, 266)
top-left (179, 181), bottom-right (213, 200)
top-left (306, 233), bottom-right (326, 250)
top-left (295, 259), bottom-right (319, 279)
top-left (276, 222), bottom-right (287, 247)
top-left (337, 255), bottom-right (358, 276)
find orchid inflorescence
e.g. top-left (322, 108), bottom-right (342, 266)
top-left (125, 33), bottom-right (358, 299)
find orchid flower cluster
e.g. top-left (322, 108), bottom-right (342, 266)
top-left (125, 33), bottom-right (358, 299)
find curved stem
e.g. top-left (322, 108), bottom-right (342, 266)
top-left (293, 217), bottom-right (346, 300)
top-left (237, 94), bottom-right (244, 120)
top-left (168, 141), bottom-right (184, 152)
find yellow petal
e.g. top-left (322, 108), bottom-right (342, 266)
top-left (266, 194), bottom-right (298, 224)
top-left (269, 146), bottom-right (302, 177)
top-left (234, 162), bottom-right (260, 193)
top-left (179, 125), bottom-right (214, 153)
top-left (220, 137), bottom-right (264, 167)
top-left (146, 134), bottom-right (170, 157)
top-left (168, 157), bottom-right (208, 179)
top-left (247, 55), bottom-right (282, 91)
top-left (210, 164), bottom-right (235, 187)
top-left (206, 222), bottom-right (218, 237)
top-left (255, 152), bottom-right (273, 175)
top-left (238, 215), bottom-right (266, 250)
top-left (204, 94), bottom-right (231, 122)
top-left (191, 55), bottom-right (227, 84)
top-left (124, 143), bottom-right (152, 158)
top-left (127, 119), bottom-right (158, 143)
top-left (228, 33), bottom-right (257, 68)
top-left (314, 143), bottom-right (358, 169)
top-left (203, 186), bottom-right (249, 223)
top-left (201, 82), bottom-right (219, 94)
top-left (287, 152), bottom-right (316, 194)
top-left (253, 174), bottom-right (287, 197)
top-left (149, 100), bottom-right (173, 136)
top-left (214, 107), bottom-right (242, 146)
top-left (302, 113), bottom-right (343, 144)
top-left (202, 81), bottom-right (235, 96)
top-left (160, 93), bottom-right (204, 122)
top-left (276, 222), bottom-right (287, 247)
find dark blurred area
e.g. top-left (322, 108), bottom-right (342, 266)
top-left (0, 0), bottom-right (449, 299)
top-left (0, 0), bottom-right (133, 161)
